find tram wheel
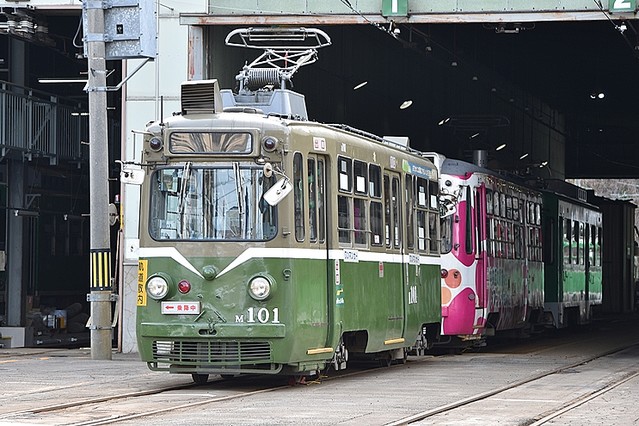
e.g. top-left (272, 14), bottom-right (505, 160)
top-left (191, 373), bottom-right (209, 384)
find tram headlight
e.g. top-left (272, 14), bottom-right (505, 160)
top-left (261, 136), bottom-right (279, 152)
top-left (248, 276), bottom-right (272, 301)
top-left (148, 136), bottom-right (163, 152)
top-left (147, 275), bottom-right (170, 300)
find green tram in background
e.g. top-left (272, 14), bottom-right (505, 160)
top-left (541, 186), bottom-right (603, 328)
top-left (135, 28), bottom-right (441, 383)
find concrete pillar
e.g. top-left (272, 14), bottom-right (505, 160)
top-left (7, 161), bottom-right (25, 326)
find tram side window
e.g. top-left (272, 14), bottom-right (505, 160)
top-left (384, 175), bottom-right (392, 247)
top-left (429, 181), bottom-right (438, 210)
top-left (317, 159), bottom-right (326, 243)
top-left (589, 224), bottom-right (596, 266)
top-left (500, 193), bottom-right (506, 218)
top-left (308, 158), bottom-right (318, 242)
top-left (293, 152), bottom-right (305, 242)
top-left (354, 160), bottom-right (368, 195)
top-left (338, 157), bottom-right (352, 192)
top-left (371, 201), bottom-right (383, 246)
top-left (579, 222), bottom-right (585, 265)
top-left (486, 190), bottom-right (493, 215)
top-left (506, 196), bottom-right (513, 220)
top-left (354, 198), bottom-right (367, 245)
top-left (563, 218), bottom-right (571, 264)
top-left (572, 220), bottom-right (580, 265)
top-left (405, 175), bottom-right (415, 250)
top-left (370, 165), bottom-right (383, 246)
top-left (392, 177), bottom-right (401, 248)
top-left (416, 177), bottom-right (429, 253)
top-left (338, 195), bottom-right (351, 244)
top-left (417, 210), bottom-right (426, 251)
top-left (536, 203), bottom-right (542, 226)
top-left (429, 180), bottom-right (439, 254)
top-left (597, 226), bottom-right (602, 266)
top-left (369, 164), bottom-right (382, 198)
top-left (514, 225), bottom-right (523, 259)
top-left (493, 191), bottom-right (500, 217)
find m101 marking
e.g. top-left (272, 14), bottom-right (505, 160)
top-left (235, 307), bottom-right (280, 324)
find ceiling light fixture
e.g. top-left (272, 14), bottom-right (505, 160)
top-left (438, 117), bottom-right (450, 126)
top-left (496, 143), bottom-right (506, 151)
top-left (353, 81), bottom-right (368, 90)
top-left (399, 100), bottom-right (413, 110)
top-left (519, 153), bottom-right (529, 160)
top-left (38, 78), bottom-right (88, 84)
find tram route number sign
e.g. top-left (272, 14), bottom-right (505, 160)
top-left (609, 0), bottom-right (636, 12)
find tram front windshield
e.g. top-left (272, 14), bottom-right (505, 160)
top-left (149, 163), bottom-right (277, 241)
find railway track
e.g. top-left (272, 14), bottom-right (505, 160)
top-left (1, 326), bottom-right (638, 425)
top-left (388, 340), bottom-right (639, 425)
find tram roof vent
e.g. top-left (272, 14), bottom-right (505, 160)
top-left (181, 79), bottom-right (223, 115)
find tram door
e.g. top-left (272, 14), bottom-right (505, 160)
top-left (474, 184), bottom-right (488, 315)
top-left (306, 154), bottom-right (330, 342)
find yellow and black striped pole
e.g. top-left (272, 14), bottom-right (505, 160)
top-left (90, 249), bottom-right (112, 290)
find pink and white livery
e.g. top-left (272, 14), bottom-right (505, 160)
top-left (427, 154), bottom-right (545, 346)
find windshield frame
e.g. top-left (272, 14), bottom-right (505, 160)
top-left (147, 162), bottom-right (278, 242)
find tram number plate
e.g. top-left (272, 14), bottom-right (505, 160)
top-left (161, 301), bottom-right (201, 315)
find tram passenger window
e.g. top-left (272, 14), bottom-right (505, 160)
top-left (493, 192), bottom-right (500, 216)
top-left (354, 198), bottom-right (367, 245)
top-left (528, 202), bottom-right (534, 225)
top-left (338, 157), bottom-right (352, 192)
top-left (563, 218), bottom-right (571, 264)
top-left (514, 226), bottom-right (522, 259)
top-left (486, 218), bottom-right (493, 256)
top-left (500, 193), bottom-right (506, 218)
top-left (590, 225), bottom-right (596, 266)
top-left (354, 160), bottom-right (367, 194)
top-left (293, 153), bottom-right (305, 242)
top-left (317, 159), bottom-right (326, 243)
top-left (392, 177), bottom-right (401, 248)
top-left (579, 223), bottom-right (585, 265)
top-left (572, 220), bottom-right (580, 265)
top-left (384, 175), bottom-right (392, 247)
top-left (417, 211), bottom-right (426, 251)
top-left (429, 181), bottom-right (438, 210)
top-left (465, 186), bottom-right (473, 255)
top-left (405, 176), bottom-right (415, 250)
top-left (369, 165), bottom-right (382, 198)
top-left (597, 227), bottom-right (602, 266)
top-left (429, 212), bottom-right (438, 253)
top-left (308, 158), bottom-right (318, 242)
top-left (513, 198), bottom-right (520, 222)
top-left (486, 190), bottom-right (493, 215)
top-left (417, 178), bottom-right (428, 208)
top-left (536, 204), bottom-right (542, 225)
top-left (338, 195), bottom-right (351, 244)
top-left (506, 196), bottom-right (513, 220)
top-left (371, 201), bottom-right (383, 246)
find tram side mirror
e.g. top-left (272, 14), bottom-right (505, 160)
top-left (263, 178), bottom-right (292, 206)
top-left (120, 165), bottom-right (145, 185)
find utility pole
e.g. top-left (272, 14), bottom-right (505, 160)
top-left (84, 0), bottom-right (113, 360)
